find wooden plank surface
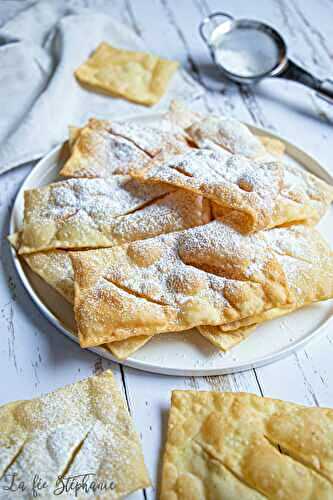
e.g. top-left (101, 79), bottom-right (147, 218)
top-left (0, 1), bottom-right (333, 498)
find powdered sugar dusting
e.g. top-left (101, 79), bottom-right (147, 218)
top-left (262, 225), bottom-right (333, 303)
top-left (110, 120), bottom-right (186, 156)
top-left (62, 125), bottom-right (150, 178)
top-left (139, 148), bottom-right (282, 230)
top-left (187, 115), bottom-right (266, 158)
top-left (21, 177), bottom-right (210, 252)
top-left (0, 372), bottom-right (148, 498)
top-left (77, 220), bottom-right (290, 340)
top-left (103, 190), bottom-right (210, 245)
top-left (27, 176), bottom-right (169, 225)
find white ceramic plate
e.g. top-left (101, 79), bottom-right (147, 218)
top-left (9, 114), bottom-right (333, 376)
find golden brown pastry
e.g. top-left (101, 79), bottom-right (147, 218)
top-left (213, 161), bottom-right (333, 233)
top-left (161, 390), bottom-right (333, 499)
top-left (18, 177), bottom-right (210, 254)
top-left (131, 145), bottom-right (333, 233)
top-left (0, 371), bottom-right (150, 498)
top-left (199, 224), bottom-right (333, 350)
top-left (75, 42), bottom-right (179, 106)
top-left (168, 100), bottom-right (285, 158)
top-left (130, 148), bottom-right (286, 233)
top-left (9, 234), bottom-right (150, 358)
top-left (198, 324), bottom-right (257, 352)
top-left (60, 117), bottom-right (187, 178)
top-left (70, 220), bottom-right (292, 347)
top-left (187, 114), bottom-right (267, 159)
top-left (8, 234), bottom-right (151, 360)
top-left (61, 120), bottom-right (151, 178)
top-left (60, 107), bottom-right (283, 181)
top-left (11, 233), bottom-right (253, 357)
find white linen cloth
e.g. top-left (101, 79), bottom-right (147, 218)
top-left (0, 0), bottom-right (202, 175)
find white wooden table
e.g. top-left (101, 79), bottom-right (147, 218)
top-left (1, 1), bottom-right (333, 498)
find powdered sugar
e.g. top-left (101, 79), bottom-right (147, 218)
top-left (187, 115), bottom-right (266, 158)
top-left (27, 176), bottom-right (170, 226)
top-left (62, 126), bottom-right (150, 178)
top-left (77, 220), bottom-right (290, 341)
top-left (110, 120), bottom-right (185, 156)
top-left (21, 176), bottom-right (211, 253)
top-left (104, 190), bottom-right (210, 245)
top-left (0, 372), bottom-right (148, 498)
top-left (139, 148), bottom-right (282, 231)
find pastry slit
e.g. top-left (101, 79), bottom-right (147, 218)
top-left (110, 191), bottom-right (174, 219)
top-left (172, 165), bottom-right (195, 178)
top-left (261, 248), bottom-right (316, 266)
top-left (58, 429), bottom-right (91, 479)
top-left (108, 129), bottom-right (154, 157)
top-left (194, 439), bottom-right (268, 498)
top-left (176, 259), bottom-right (265, 298)
top-left (0, 439), bottom-right (26, 479)
top-left (264, 434), bottom-right (333, 487)
top-left (103, 277), bottom-right (169, 307)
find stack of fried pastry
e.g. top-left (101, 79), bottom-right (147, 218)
top-left (10, 101), bottom-right (333, 359)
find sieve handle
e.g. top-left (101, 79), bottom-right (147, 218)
top-left (199, 12), bottom-right (234, 47)
top-left (278, 59), bottom-right (333, 104)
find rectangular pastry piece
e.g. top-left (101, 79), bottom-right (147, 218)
top-left (8, 236), bottom-right (256, 356)
top-left (24, 248), bottom-right (151, 359)
top-left (12, 234), bottom-right (249, 357)
top-left (183, 101), bottom-right (333, 229)
top-left (212, 161), bottom-right (333, 233)
top-left (198, 224), bottom-right (333, 350)
top-left (187, 114), bottom-right (267, 159)
top-left (160, 390), bottom-right (333, 499)
top-left (130, 148), bottom-right (283, 233)
top-left (8, 234), bottom-right (151, 360)
top-left (130, 146), bottom-right (333, 233)
top-left (0, 370), bottom-right (150, 498)
top-left (70, 220), bottom-right (292, 347)
top-left (60, 104), bottom-right (283, 184)
top-left (60, 117), bottom-right (187, 178)
top-left (75, 42), bottom-right (179, 106)
top-left (18, 176), bottom-right (210, 254)
top-left (168, 100), bottom-right (285, 158)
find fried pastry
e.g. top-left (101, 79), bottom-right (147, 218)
top-left (0, 371), bottom-right (150, 498)
top-left (10, 237), bottom-right (254, 356)
top-left (60, 117), bottom-right (187, 178)
top-left (129, 148), bottom-right (287, 233)
top-left (161, 391), bottom-right (333, 499)
top-left (131, 146), bottom-right (333, 233)
top-left (198, 324), bottom-right (257, 352)
top-left (213, 162), bottom-right (333, 232)
top-left (168, 100), bottom-right (285, 158)
top-left (71, 220), bottom-right (292, 347)
top-left (18, 176), bottom-right (210, 254)
top-left (11, 235), bottom-right (244, 357)
top-left (198, 224), bottom-right (333, 349)
top-left (60, 121), bottom-right (150, 178)
top-left (187, 114), bottom-right (267, 159)
top-left (75, 42), bottom-right (179, 106)
top-left (9, 234), bottom-right (151, 359)
top-left (61, 108), bottom-right (283, 181)
top-left (23, 248), bottom-right (75, 303)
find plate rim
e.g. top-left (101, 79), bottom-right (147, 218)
top-left (9, 115), bottom-right (333, 376)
